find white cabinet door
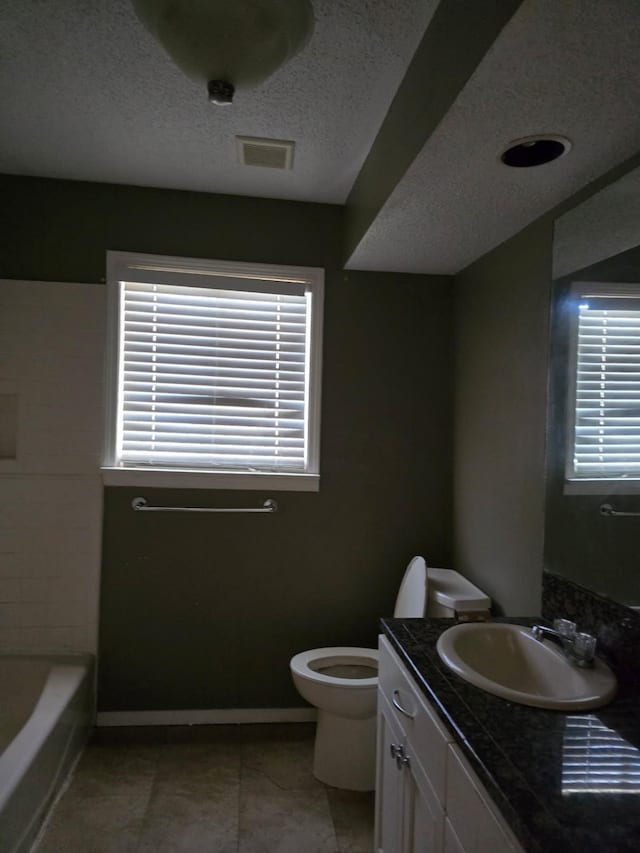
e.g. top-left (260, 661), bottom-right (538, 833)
top-left (376, 690), bottom-right (444, 853)
top-left (376, 635), bottom-right (522, 853)
top-left (379, 636), bottom-right (451, 807)
top-left (375, 691), bottom-right (406, 853)
top-left (402, 745), bottom-right (444, 853)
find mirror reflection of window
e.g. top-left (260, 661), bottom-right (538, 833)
top-left (562, 715), bottom-right (640, 795)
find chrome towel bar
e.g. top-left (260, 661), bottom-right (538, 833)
top-left (131, 497), bottom-right (278, 513)
top-left (599, 503), bottom-right (640, 518)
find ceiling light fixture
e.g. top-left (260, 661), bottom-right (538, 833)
top-left (131, 0), bottom-right (314, 105)
top-left (500, 135), bottom-right (572, 168)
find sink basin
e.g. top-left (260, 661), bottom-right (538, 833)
top-left (436, 622), bottom-right (617, 710)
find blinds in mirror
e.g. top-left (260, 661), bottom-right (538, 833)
top-left (572, 291), bottom-right (640, 478)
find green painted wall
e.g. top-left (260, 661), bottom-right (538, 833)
top-left (1, 175), bottom-right (454, 711)
top-left (450, 155), bottom-right (640, 617)
top-left (453, 219), bottom-right (551, 615)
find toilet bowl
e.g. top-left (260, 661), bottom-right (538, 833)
top-left (290, 556), bottom-right (490, 791)
top-left (290, 647), bottom-right (379, 791)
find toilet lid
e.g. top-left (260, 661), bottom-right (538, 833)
top-left (393, 555), bottom-right (427, 617)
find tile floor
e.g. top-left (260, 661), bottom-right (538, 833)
top-left (34, 723), bottom-right (374, 853)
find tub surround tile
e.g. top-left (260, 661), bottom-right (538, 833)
top-left (0, 281), bottom-right (105, 655)
top-left (381, 615), bottom-right (640, 853)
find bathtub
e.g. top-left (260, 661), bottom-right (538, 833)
top-left (0, 655), bottom-right (93, 853)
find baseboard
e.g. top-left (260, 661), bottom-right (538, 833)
top-left (96, 707), bottom-right (317, 727)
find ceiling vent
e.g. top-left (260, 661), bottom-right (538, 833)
top-left (236, 136), bottom-right (295, 170)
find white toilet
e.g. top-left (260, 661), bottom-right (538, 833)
top-left (289, 556), bottom-right (490, 791)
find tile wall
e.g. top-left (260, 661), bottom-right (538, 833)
top-left (0, 280), bottom-right (104, 652)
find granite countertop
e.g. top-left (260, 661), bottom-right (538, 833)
top-left (381, 616), bottom-right (640, 853)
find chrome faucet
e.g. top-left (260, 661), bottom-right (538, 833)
top-left (531, 620), bottom-right (597, 668)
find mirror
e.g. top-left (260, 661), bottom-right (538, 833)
top-left (547, 163), bottom-right (640, 607)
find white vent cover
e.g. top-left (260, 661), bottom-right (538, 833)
top-left (236, 136), bottom-right (295, 170)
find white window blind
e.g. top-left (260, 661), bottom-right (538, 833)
top-left (104, 253), bottom-right (323, 483)
top-left (571, 290), bottom-right (640, 479)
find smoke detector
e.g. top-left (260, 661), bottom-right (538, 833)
top-left (236, 136), bottom-right (295, 170)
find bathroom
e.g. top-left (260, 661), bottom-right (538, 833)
top-left (2, 1), bottom-right (640, 851)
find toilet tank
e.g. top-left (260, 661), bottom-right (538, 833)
top-left (426, 568), bottom-right (491, 618)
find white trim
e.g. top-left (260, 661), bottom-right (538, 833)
top-left (564, 480), bottom-right (640, 495)
top-left (101, 466), bottom-right (320, 491)
top-left (564, 283), bottom-right (582, 483)
top-left (108, 250), bottom-right (320, 285)
top-left (96, 707), bottom-right (317, 727)
top-left (103, 251), bottom-right (324, 490)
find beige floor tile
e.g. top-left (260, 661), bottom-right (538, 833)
top-left (240, 725), bottom-right (322, 792)
top-left (240, 723), bottom-right (316, 743)
top-left (35, 724), bottom-right (374, 853)
top-left (90, 726), bottom-right (169, 746)
top-left (35, 795), bottom-right (147, 853)
top-left (326, 787), bottom-right (375, 853)
top-left (165, 723), bottom-right (242, 745)
top-left (137, 792), bottom-right (239, 853)
top-left (70, 743), bottom-right (159, 799)
top-left (239, 776), bottom-right (338, 853)
top-left (154, 741), bottom-right (241, 797)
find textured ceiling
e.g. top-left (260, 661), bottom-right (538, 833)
top-left (0, 0), bottom-right (436, 203)
top-left (1, 1), bottom-right (640, 274)
top-left (346, 0), bottom-right (640, 274)
top-left (553, 164), bottom-right (640, 280)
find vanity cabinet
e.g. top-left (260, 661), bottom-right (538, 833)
top-left (376, 687), bottom-right (444, 852)
top-left (376, 635), bottom-right (523, 853)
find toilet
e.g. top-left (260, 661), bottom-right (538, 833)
top-left (289, 556), bottom-right (490, 791)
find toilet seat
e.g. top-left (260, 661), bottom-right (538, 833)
top-left (290, 647), bottom-right (378, 688)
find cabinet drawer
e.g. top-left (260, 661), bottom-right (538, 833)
top-left (446, 745), bottom-right (523, 853)
top-left (379, 635), bottom-right (453, 805)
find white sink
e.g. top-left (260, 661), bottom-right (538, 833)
top-left (436, 622), bottom-right (617, 710)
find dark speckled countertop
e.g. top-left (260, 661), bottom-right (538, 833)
top-left (381, 617), bottom-right (640, 853)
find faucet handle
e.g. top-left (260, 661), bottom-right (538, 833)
top-left (571, 632), bottom-right (597, 667)
top-left (553, 618), bottom-right (576, 639)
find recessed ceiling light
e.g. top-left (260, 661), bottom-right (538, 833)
top-left (500, 135), bottom-right (571, 168)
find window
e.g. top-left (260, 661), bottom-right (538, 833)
top-left (103, 252), bottom-right (323, 491)
top-left (566, 282), bottom-right (640, 491)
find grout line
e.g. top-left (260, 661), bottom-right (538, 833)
top-left (131, 738), bottom-right (162, 853)
top-left (236, 725), bottom-right (243, 853)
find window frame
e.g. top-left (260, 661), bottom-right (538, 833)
top-left (102, 251), bottom-right (323, 491)
top-left (565, 280), bottom-right (640, 495)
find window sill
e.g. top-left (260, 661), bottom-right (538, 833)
top-left (564, 479), bottom-right (640, 495)
top-left (101, 467), bottom-right (320, 492)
